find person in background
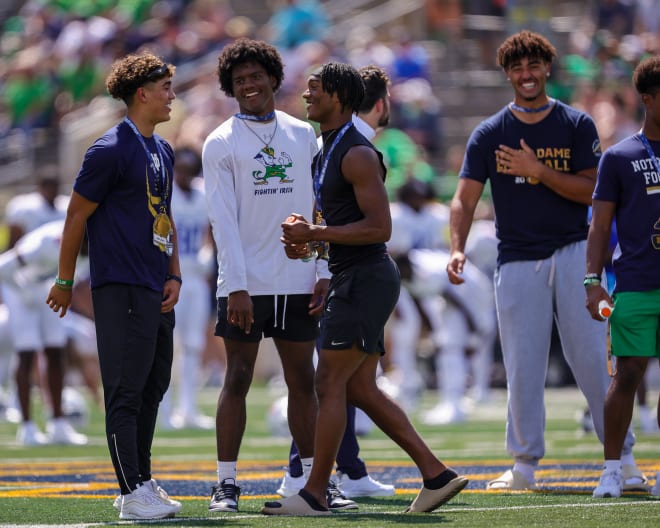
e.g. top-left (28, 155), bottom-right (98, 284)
top-left (46, 51), bottom-right (183, 520)
top-left (446, 30), bottom-right (646, 492)
top-left (0, 219), bottom-right (88, 446)
top-left (586, 54), bottom-right (660, 498)
top-left (2, 168), bottom-right (80, 446)
top-left (160, 146), bottom-right (214, 430)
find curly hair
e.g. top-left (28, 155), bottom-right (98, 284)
top-left (105, 52), bottom-right (175, 104)
top-left (496, 30), bottom-right (557, 70)
top-left (216, 38), bottom-right (284, 97)
top-left (358, 65), bottom-right (390, 114)
top-left (317, 62), bottom-right (364, 114)
top-left (633, 55), bottom-right (660, 95)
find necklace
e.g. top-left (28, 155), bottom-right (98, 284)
top-left (509, 98), bottom-right (555, 113)
top-left (240, 114), bottom-right (278, 148)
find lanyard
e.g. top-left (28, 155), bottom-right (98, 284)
top-left (313, 121), bottom-right (353, 213)
top-left (234, 111), bottom-right (276, 122)
top-left (639, 131), bottom-right (660, 177)
top-left (124, 117), bottom-right (168, 211)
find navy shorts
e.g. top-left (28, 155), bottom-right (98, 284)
top-left (215, 294), bottom-right (318, 343)
top-left (320, 255), bottom-right (400, 355)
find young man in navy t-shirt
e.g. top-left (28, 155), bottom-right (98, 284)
top-left (586, 55), bottom-right (660, 498)
top-left (47, 52), bottom-right (183, 520)
top-left (446, 30), bottom-right (645, 492)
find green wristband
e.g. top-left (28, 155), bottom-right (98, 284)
top-left (55, 277), bottom-right (74, 288)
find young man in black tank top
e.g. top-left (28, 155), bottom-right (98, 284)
top-left (263, 62), bottom-right (468, 516)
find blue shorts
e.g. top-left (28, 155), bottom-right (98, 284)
top-left (320, 255), bottom-right (400, 355)
top-left (215, 294), bottom-right (318, 343)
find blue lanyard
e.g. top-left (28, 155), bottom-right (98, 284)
top-left (234, 111), bottom-right (276, 121)
top-left (638, 131), bottom-right (660, 177)
top-left (313, 121), bottom-right (353, 214)
top-left (124, 117), bottom-right (168, 210)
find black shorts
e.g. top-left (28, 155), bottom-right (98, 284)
top-left (320, 255), bottom-right (400, 355)
top-left (215, 294), bottom-right (318, 343)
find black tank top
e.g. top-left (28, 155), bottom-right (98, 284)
top-left (316, 124), bottom-right (389, 274)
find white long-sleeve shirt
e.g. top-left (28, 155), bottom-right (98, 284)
top-left (202, 110), bottom-right (329, 297)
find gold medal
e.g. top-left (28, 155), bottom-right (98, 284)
top-left (153, 213), bottom-right (172, 252)
top-left (313, 210), bottom-right (329, 260)
top-left (153, 213), bottom-right (171, 237)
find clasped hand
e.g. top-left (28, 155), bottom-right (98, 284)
top-left (281, 213), bottom-right (313, 260)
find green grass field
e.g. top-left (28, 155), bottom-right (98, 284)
top-left (1, 384), bottom-right (659, 527)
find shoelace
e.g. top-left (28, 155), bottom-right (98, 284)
top-left (326, 480), bottom-right (345, 500)
top-left (213, 482), bottom-right (240, 502)
top-left (135, 487), bottom-right (162, 505)
top-left (151, 481), bottom-right (170, 500)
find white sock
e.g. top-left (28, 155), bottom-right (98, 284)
top-left (604, 459), bottom-right (622, 473)
top-left (217, 461), bottom-right (237, 484)
top-left (301, 457), bottom-right (313, 480)
top-left (513, 462), bottom-right (535, 483)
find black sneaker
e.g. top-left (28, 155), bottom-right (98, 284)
top-left (209, 478), bottom-right (241, 512)
top-left (326, 480), bottom-right (358, 510)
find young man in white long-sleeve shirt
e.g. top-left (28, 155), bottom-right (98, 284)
top-left (202, 38), bottom-right (355, 513)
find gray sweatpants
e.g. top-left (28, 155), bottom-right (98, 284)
top-left (494, 240), bottom-right (635, 465)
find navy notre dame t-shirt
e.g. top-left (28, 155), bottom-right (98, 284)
top-left (74, 120), bottom-right (174, 292)
top-left (593, 134), bottom-right (660, 293)
top-left (461, 100), bottom-right (601, 265)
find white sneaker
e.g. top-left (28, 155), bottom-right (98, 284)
top-left (119, 483), bottom-right (178, 520)
top-left (593, 469), bottom-right (622, 498)
top-left (336, 472), bottom-right (395, 498)
top-left (146, 478), bottom-right (182, 512)
top-left (113, 479), bottom-right (182, 512)
top-left (16, 421), bottom-right (49, 446)
top-left (651, 471), bottom-right (660, 497)
top-left (276, 470), bottom-right (305, 497)
top-left (421, 402), bottom-right (466, 425)
top-left (46, 417), bottom-right (88, 445)
top-left (622, 463), bottom-right (651, 491)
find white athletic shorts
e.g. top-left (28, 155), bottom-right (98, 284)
top-left (62, 311), bottom-right (97, 357)
top-left (2, 282), bottom-right (67, 351)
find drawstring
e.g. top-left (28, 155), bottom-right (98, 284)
top-left (272, 294), bottom-right (288, 330)
top-left (273, 295), bottom-right (278, 328)
top-left (534, 254), bottom-right (556, 287)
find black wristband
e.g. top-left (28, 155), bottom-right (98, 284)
top-left (166, 274), bottom-right (182, 285)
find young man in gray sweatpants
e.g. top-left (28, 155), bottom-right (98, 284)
top-left (446, 30), bottom-right (646, 492)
